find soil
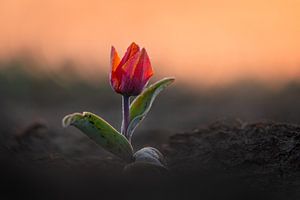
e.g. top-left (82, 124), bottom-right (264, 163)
top-left (166, 121), bottom-right (300, 200)
top-left (1, 120), bottom-right (300, 200)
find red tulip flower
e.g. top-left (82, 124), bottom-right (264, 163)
top-left (110, 42), bottom-right (154, 137)
top-left (110, 42), bottom-right (154, 96)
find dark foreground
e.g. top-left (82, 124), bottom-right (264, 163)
top-left (0, 121), bottom-right (299, 200)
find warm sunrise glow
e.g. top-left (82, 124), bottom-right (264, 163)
top-left (0, 0), bottom-right (300, 86)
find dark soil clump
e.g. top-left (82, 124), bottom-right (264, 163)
top-left (166, 121), bottom-right (300, 199)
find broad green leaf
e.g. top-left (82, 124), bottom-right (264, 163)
top-left (62, 112), bottom-right (133, 162)
top-left (128, 77), bottom-right (175, 139)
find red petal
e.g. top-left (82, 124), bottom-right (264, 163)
top-left (118, 42), bottom-right (140, 68)
top-left (122, 48), bottom-right (153, 95)
top-left (119, 51), bottom-right (141, 93)
top-left (110, 46), bottom-right (122, 92)
top-left (110, 46), bottom-right (120, 72)
top-left (133, 48), bottom-right (153, 85)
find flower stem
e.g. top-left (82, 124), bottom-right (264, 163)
top-left (121, 95), bottom-right (130, 139)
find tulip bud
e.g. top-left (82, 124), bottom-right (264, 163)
top-left (110, 42), bottom-right (154, 96)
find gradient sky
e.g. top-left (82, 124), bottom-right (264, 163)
top-left (1, 0), bottom-right (300, 87)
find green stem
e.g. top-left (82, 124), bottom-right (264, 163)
top-left (121, 95), bottom-right (130, 139)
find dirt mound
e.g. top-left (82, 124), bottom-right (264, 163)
top-left (168, 121), bottom-right (300, 173)
top-left (166, 121), bottom-right (300, 199)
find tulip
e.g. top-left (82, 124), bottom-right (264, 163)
top-left (110, 42), bottom-right (154, 138)
top-left (110, 42), bottom-right (154, 96)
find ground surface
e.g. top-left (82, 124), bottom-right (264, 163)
top-left (166, 121), bottom-right (300, 199)
top-left (1, 66), bottom-right (300, 199)
top-left (1, 120), bottom-right (299, 200)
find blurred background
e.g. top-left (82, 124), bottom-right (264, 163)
top-left (1, 0), bottom-right (300, 145)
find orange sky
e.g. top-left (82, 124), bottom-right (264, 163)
top-left (0, 0), bottom-right (300, 87)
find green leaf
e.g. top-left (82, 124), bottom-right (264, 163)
top-left (133, 147), bottom-right (167, 168)
top-left (124, 147), bottom-right (168, 174)
top-left (62, 112), bottom-right (133, 162)
top-left (128, 77), bottom-right (175, 139)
